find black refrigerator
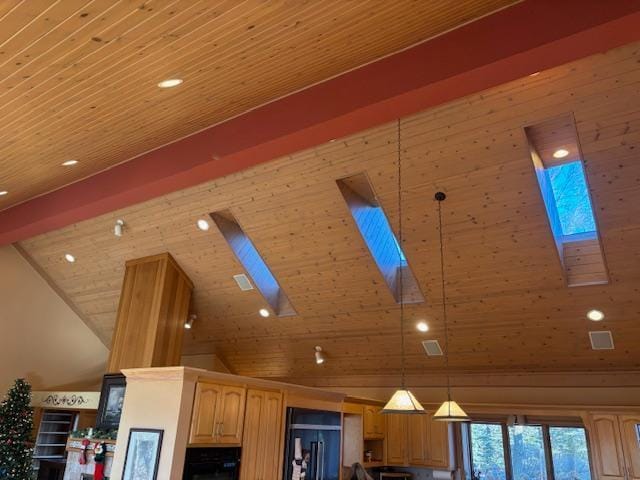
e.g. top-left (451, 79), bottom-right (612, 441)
top-left (283, 407), bottom-right (341, 480)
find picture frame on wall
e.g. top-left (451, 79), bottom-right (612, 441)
top-left (122, 428), bottom-right (163, 480)
top-left (96, 373), bottom-right (126, 430)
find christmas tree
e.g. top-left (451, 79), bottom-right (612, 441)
top-left (0, 379), bottom-right (34, 480)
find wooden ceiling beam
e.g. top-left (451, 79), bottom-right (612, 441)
top-left (1, 0), bottom-right (639, 246)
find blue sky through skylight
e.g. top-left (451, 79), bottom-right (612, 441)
top-left (546, 161), bottom-right (596, 236)
top-left (392, 233), bottom-right (407, 264)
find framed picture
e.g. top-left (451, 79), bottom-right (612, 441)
top-left (96, 373), bottom-right (126, 430)
top-left (122, 428), bottom-right (163, 480)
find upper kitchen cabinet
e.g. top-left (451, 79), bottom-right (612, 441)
top-left (364, 405), bottom-right (385, 439)
top-left (189, 382), bottom-right (247, 446)
top-left (589, 413), bottom-right (640, 480)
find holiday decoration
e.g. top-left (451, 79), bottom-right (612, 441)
top-left (93, 442), bottom-right (106, 480)
top-left (78, 438), bottom-right (90, 465)
top-left (0, 379), bottom-right (34, 480)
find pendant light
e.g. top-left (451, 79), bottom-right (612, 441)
top-left (432, 192), bottom-right (469, 422)
top-left (382, 119), bottom-right (425, 415)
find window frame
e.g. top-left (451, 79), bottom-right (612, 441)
top-left (462, 417), bottom-right (594, 480)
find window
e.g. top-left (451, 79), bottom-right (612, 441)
top-left (546, 161), bottom-right (596, 237)
top-left (337, 173), bottom-right (423, 304)
top-left (464, 421), bottom-right (592, 480)
top-left (524, 114), bottom-right (608, 287)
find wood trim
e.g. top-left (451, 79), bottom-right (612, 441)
top-left (1, 1), bottom-right (639, 245)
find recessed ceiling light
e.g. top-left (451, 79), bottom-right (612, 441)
top-left (62, 160), bottom-right (78, 166)
top-left (158, 78), bottom-right (183, 89)
top-left (0, 190), bottom-right (7, 196)
top-left (587, 309), bottom-right (605, 321)
top-left (553, 148), bottom-right (570, 159)
top-left (259, 308), bottom-right (270, 318)
top-left (196, 219), bottom-right (210, 231)
top-left (64, 253), bottom-right (76, 263)
top-left (416, 321), bottom-right (429, 332)
top-left (184, 314), bottom-right (196, 329)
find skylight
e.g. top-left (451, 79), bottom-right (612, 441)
top-left (546, 161), bottom-right (596, 236)
top-left (337, 173), bottom-right (424, 304)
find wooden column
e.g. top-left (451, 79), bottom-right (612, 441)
top-left (107, 253), bottom-right (193, 373)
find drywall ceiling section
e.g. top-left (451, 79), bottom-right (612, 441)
top-left (0, 245), bottom-right (108, 394)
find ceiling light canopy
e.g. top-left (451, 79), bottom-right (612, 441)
top-left (416, 321), bottom-right (429, 332)
top-left (158, 78), bottom-right (183, 89)
top-left (259, 308), bottom-right (270, 318)
top-left (553, 148), bottom-right (570, 159)
top-left (64, 253), bottom-right (76, 263)
top-left (62, 160), bottom-right (78, 166)
top-left (314, 346), bottom-right (325, 365)
top-left (587, 309), bottom-right (605, 321)
top-left (196, 219), bottom-right (210, 231)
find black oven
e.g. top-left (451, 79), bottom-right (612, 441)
top-left (183, 447), bottom-right (241, 480)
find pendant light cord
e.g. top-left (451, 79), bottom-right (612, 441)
top-left (436, 192), bottom-right (451, 402)
top-left (396, 119), bottom-right (406, 390)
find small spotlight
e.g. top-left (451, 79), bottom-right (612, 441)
top-left (62, 160), bottom-right (78, 166)
top-left (416, 321), bottom-right (429, 332)
top-left (315, 346), bottom-right (325, 365)
top-left (196, 219), bottom-right (210, 231)
top-left (64, 253), bottom-right (76, 263)
top-left (587, 309), bottom-right (605, 321)
top-left (114, 219), bottom-right (125, 237)
top-left (529, 72), bottom-right (540, 77)
top-left (553, 148), bottom-right (570, 159)
top-left (0, 191), bottom-right (7, 196)
top-left (184, 314), bottom-right (196, 329)
top-left (158, 78), bottom-right (183, 88)
top-left (259, 308), bottom-right (270, 318)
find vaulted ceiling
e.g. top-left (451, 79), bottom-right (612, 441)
top-left (0, 0), bottom-right (515, 209)
top-left (18, 41), bottom-right (640, 380)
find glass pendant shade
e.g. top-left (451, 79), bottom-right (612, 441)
top-left (433, 400), bottom-right (470, 422)
top-left (381, 389), bottom-right (425, 414)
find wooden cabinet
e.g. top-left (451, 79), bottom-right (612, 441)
top-left (364, 405), bottom-right (385, 439)
top-left (406, 413), bottom-right (454, 469)
top-left (590, 413), bottom-right (640, 480)
top-left (189, 382), bottom-right (246, 445)
top-left (241, 389), bottom-right (283, 480)
top-left (385, 414), bottom-right (408, 465)
top-left (620, 415), bottom-right (640, 480)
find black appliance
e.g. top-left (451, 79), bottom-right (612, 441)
top-left (183, 447), bottom-right (241, 480)
top-left (283, 408), bottom-right (341, 480)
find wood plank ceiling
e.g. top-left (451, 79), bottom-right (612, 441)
top-left (0, 0), bottom-right (515, 208)
top-left (18, 41), bottom-right (640, 380)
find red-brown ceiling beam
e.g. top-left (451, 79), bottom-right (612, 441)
top-left (1, 0), bottom-right (639, 245)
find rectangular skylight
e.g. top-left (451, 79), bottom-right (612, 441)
top-left (337, 173), bottom-right (424, 304)
top-left (524, 113), bottom-right (608, 287)
top-left (546, 161), bottom-right (596, 236)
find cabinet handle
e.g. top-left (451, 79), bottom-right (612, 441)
top-left (219, 422), bottom-right (224, 436)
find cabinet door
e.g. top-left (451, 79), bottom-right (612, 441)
top-left (590, 414), bottom-right (626, 480)
top-left (240, 390), bottom-right (264, 480)
top-left (216, 385), bottom-right (247, 445)
top-left (407, 415), bottom-right (427, 465)
top-left (259, 391), bottom-right (284, 480)
top-left (385, 414), bottom-right (407, 465)
top-left (364, 406), bottom-right (383, 439)
top-left (620, 415), bottom-right (640, 480)
top-left (426, 413), bottom-right (454, 469)
top-left (189, 383), bottom-right (223, 444)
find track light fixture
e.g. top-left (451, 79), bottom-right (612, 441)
top-left (184, 314), bottom-right (196, 329)
top-left (314, 346), bottom-right (325, 365)
top-left (114, 219), bottom-right (125, 237)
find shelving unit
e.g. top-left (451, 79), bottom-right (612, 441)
top-left (33, 411), bottom-right (76, 460)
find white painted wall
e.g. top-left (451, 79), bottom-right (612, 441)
top-left (0, 245), bottom-right (108, 394)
